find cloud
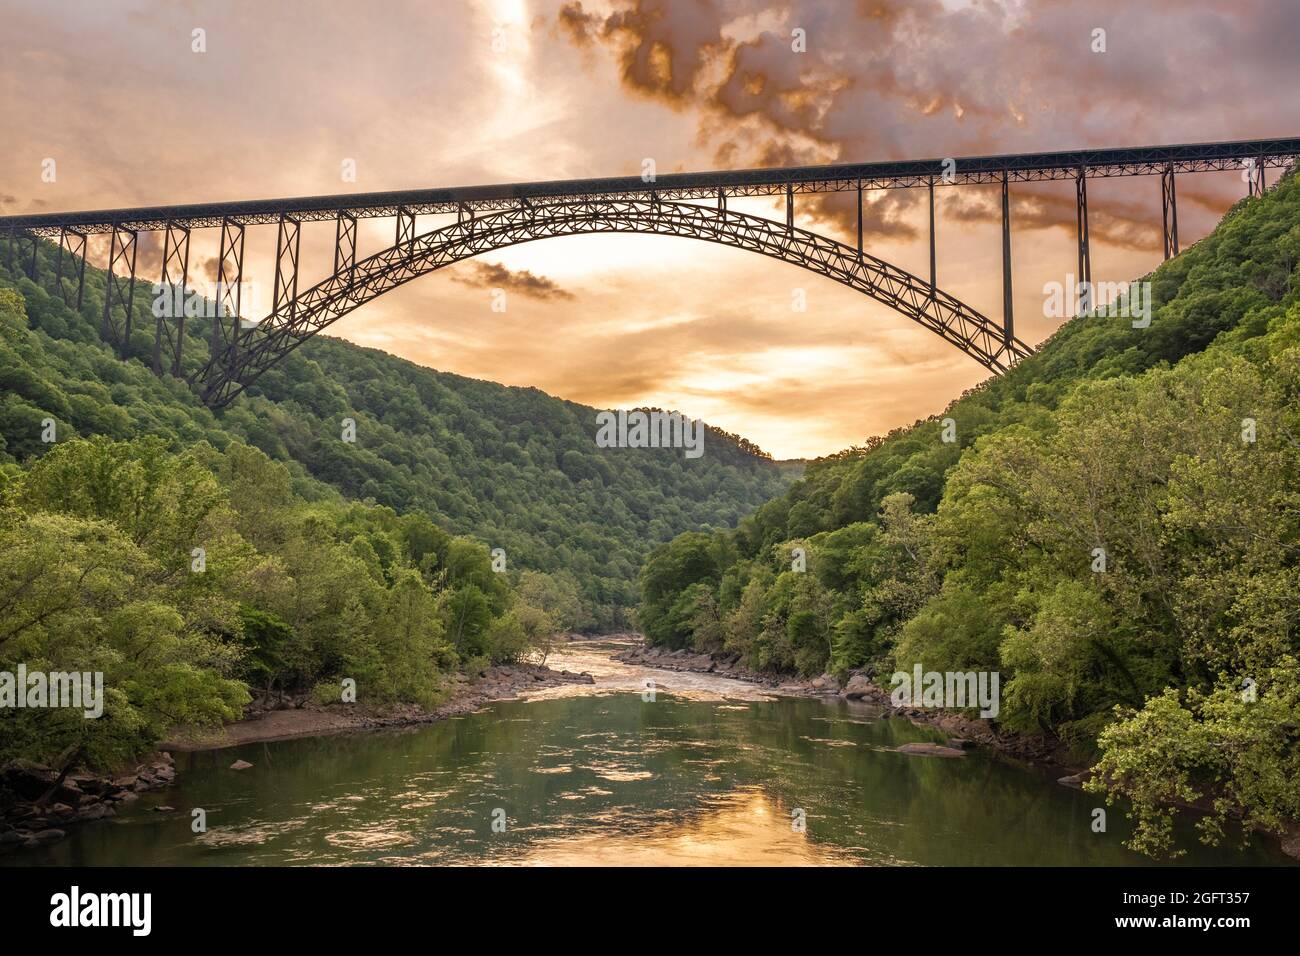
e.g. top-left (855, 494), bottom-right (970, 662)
top-left (449, 260), bottom-right (575, 301)
top-left (4, 0), bottom-right (1297, 457)
top-left (558, 0), bottom-right (730, 106)
top-left (554, 0), bottom-right (1300, 246)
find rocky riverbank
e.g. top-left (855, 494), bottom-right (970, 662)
top-left (0, 752), bottom-right (177, 852)
top-left (162, 662), bottom-right (595, 751)
top-left (614, 643), bottom-right (1081, 768)
top-left (0, 661), bottom-right (593, 854)
top-left (616, 640), bottom-right (1300, 861)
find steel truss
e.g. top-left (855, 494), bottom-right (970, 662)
top-left (334, 211), bottom-right (357, 277)
top-left (1246, 155), bottom-right (1266, 197)
top-left (5, 229), bottom-right (39, 280)
top-left (193, 198), bottom-right (1032, 407)
top-left (1076, 169), bottom-right (1092, 313)
top-left (1161, 166), bottom-right (1180, 260)
top-left (6, 137), bottom-right (1298, 238)
top-left (100, 225), bottom-right (138, 357)
top-left (211, 217), bottom-right (245, 377)
top-left (3, 136), bottom-right (1296, 408)
top-left (55, 227), bottom-right (88, 310)
top-left (154, 221), bottom-right (190, 376)
top-left (274, 213), bottom-right (300, 318)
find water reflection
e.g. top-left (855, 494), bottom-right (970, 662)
top-left (512, 788), bottom-right (853, 866)
top-left (10, 639), bottom-right (1294, 867)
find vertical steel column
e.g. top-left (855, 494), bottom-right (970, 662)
top-left (154, 222), bottom-right (190, 377)
top-left (26, 233), bottom-right (38, 281)
top-left (928, 177), bottom-right (937, 292)
top-left (1160, 165), bottom-right (1179, 260)
top-left (1000, 171), bottom-right (1013, 347)
top-left (716, 187), bottom-right (726, 214)
top-left (1247, 155), bottom-right (1266, 197)
top-left (334, 210), bottom-right (357, 278)
top-left (55, 228), bottom-right (65, 295)
top-left (785, 183), bottom-right (793, 231)
top-left (214, 217), bottom-right (245, 373)
top-left (1075, 167), bottom-right (1092, 314)
top-left (55, 227), bottom-right (87, 309)
top-left (273, 213), bottom-right (300, 318)
top-left (396, 206), bottom-right (416, 246)
top-left (856, 183), bottom-right (863, 260)
top-left (458, 201), bottom-right (477, 235)
top-left (101, 227), bottom-right (119, 341)
top-left (100, 225), bottom-right (138, 358)
top-left (74, 234), bottom-right (87, 309)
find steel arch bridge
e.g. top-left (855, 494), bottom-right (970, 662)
top-left (194, 197), bottom-right (1030, 406)
top-left (2, 136), bottom-right (1297, 408)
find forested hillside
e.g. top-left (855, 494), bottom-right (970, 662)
top-left (0, 237), bottom-right (797, 773)
top-left (0, 248), bottom-right (796, 628)
top-left (0, 276), bottom-right (635, 771)
top-left (638, 171), bottom-right (1300, 856)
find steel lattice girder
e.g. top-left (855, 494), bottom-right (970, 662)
top-left (1161, 167), bottom-right (1180, 260)
top-left (155, 221), bottom-right (191, 376)
top-left (211, 218), bottom-right (245, 373)
top-left (100, 225), bottom-right (138, 357)
top-left (5, 137), bottom-right (1298, 238)
top-left (194, 198), bottom-right (1032, 406)
top-left (55, 227), bottom-right (88, 309)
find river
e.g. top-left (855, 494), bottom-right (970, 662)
top-left (12, 638), bottom-right (1294, 866)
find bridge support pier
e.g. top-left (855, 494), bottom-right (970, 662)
top-left (928, 177), bottom-right (937, 292)
top-left (856, 184), bottom-right (863, 260)
top-left (101, 225), bottom-right (138, 358)
top-left (1247, 155), bottom-right (1266, 197)
top-left (334, 211), bottom-right (357, 278)
top-left (213, 217), bottom-right (245, 375)
top-left (458, 202), bottom-right (477, 234)
top-left (1000, 171), bottom-right (1014, 347)
top-left (154, 222), bottom-right (190, 377)
top-left (55, 227), bottom-right (87, 310)
top-left (274, 213), bottom-right (300, 319)
top-left (1076, 168), bottom-right (1092, 314)
top-left (1161, 165), bottom-right (1179, 260)
top-left (785, 184), bottom-right (793, 232)
top-left (396, 206), bottom-right (416, 246)
top-left (8, 229), bottom-right (40, 281)
top-left (24, 232), bottom-right (38, 281)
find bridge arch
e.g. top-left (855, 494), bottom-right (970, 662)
top-left (195, 198), bottom-right (1032, 406)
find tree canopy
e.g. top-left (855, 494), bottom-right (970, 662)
top-left (635, 171), bottom-right (1300, 857)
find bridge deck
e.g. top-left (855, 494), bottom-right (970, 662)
top-left (4, 137), bottom-right (1299, 237)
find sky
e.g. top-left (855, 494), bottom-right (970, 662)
top-left (2, 0), bottom-right (1298, 459)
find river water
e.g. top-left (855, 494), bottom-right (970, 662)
top-left (13, 639), bottom-right (1294, 866)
